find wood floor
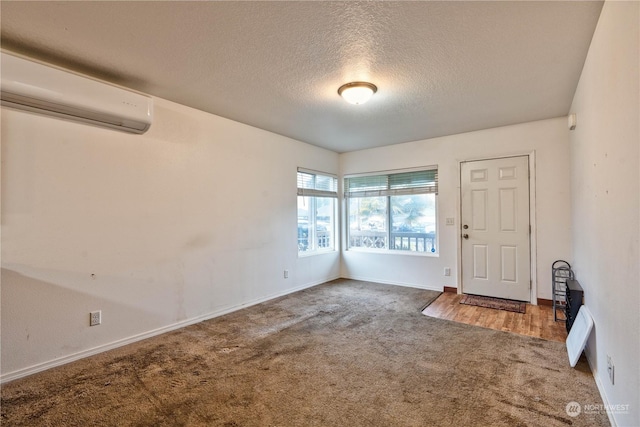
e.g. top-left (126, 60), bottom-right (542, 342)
top-left (422, 292), bottom-right (568, 342)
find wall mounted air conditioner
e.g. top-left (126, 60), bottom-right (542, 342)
top-left (1, 51), bottom-right (153, 134)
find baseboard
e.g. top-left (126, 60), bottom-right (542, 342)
top-left (585, 350), bottom-right (617, 427)
top-left (444, 286), bottom-right (457, 293)
top-left (0, 277), bottom-right (336, 384)
top-left (537, 298), bottom-right (553, 306)
top-left (340, 274), bottom-right (442, 293)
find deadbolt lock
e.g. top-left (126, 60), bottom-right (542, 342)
top-left (463, 224), bottom-right (468, 229)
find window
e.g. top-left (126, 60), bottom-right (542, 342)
top-left (297, 169), bottom-right (337, 254)
top-left (345, 168), bottom-right (438, 253)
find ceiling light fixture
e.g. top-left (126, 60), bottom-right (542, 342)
top-left (338, 82), bottom-right (377, 105)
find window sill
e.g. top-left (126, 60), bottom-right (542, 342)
top-left (297, 249), bottom-right (338, 258)
top-left (345, 248), bottom-right (439, 257)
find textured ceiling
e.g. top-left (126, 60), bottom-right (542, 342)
top-left (1, 1), bottom-right (603, 153)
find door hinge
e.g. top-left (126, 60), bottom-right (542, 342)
top-left (529, 280), bottom-right (532, 289)
top-left (529, 225), bottom-right (531, 234)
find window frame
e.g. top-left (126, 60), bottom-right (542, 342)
top-left (297, 168), bottom-right (338, 255)
top-left (344, 166), bottom-right (438, 255)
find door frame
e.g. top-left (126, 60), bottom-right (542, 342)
top-left (456, 151), bottom-right (538, 305)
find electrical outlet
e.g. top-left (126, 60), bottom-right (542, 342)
top-left (90, 310), bottom-right (101, 326)
top-left (607, 355), bottom-right (615, 385)
top-left (284, 270), bottom-right (289, 279)
top-left (444, 267), bottom-right (451, 276)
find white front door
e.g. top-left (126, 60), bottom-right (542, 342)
top-left (461, 156), bottom-right (531, 302)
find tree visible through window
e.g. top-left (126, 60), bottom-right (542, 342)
top-left (297, 170), bottom-right (337, 253)
top-left (345, 168), bottom-right (438, 253)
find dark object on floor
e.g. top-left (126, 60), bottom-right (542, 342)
top-left (460, 294), bottom-right (527, 313)
top-left (565, 279), bottom-right (584, 332)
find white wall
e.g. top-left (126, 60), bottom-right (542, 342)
top-left (1, 97), bottom-right (340, 380)
top-left (340, 117), bottom-right (572, 300)
top-left (569, 1), bottom-right (639, 425)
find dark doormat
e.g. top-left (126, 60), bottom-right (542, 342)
top-left (460, 294), bottom-right (526, 313)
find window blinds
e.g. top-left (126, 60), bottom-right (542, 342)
top-left (297, 170), bottom-right (338, 198)
top-left (345, 168), bottom-right (437, 197)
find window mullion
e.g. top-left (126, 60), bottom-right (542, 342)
top-left (310, 197), bottom-right (316, 251)
top-left (386, 196), bottom-right (391, 250)
top-left (311, 174), bottom-right (316, 251)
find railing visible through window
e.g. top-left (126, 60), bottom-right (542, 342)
top-left (345, 168), bottom-right (438, 253)
top-left (297, 169), bottom-right (337, 254)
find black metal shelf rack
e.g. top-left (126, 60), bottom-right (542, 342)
top-left (552, 260), bottom-right (574, 322)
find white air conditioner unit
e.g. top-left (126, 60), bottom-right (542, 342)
top-left (1, 52), bottom-right (153, 134)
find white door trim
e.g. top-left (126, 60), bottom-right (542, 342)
top-left (456, 151), bottom-right (538, 305)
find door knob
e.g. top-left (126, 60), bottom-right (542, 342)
top-left (462, 234), bottom-right (469, 239)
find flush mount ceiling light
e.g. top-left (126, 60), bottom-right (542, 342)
top-left (338, 82), bottom-right (377, 105)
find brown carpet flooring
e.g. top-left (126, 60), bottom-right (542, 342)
top-left (1, 279), bottom-right (608, 426)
